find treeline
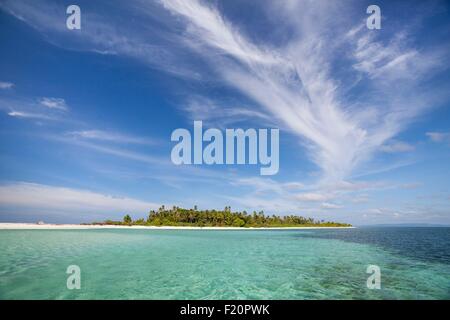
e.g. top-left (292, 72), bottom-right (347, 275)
top-left (97, 206), bottom-right (351, 228)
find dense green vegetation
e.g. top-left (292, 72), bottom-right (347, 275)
top-left (97, 206), bottom-right (351, 228)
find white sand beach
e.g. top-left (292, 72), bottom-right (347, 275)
top-left (0, 223), bottom-right (354, 230)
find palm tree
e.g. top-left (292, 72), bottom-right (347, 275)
top-left (123, 214), bottom-right (132, 224)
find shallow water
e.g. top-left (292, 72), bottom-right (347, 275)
top-left (0, 227), bottom-right (449, 299)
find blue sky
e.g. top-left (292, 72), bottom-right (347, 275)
top-left (0, 0), bottom-right (449, 224)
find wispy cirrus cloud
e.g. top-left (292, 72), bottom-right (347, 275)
top-left (159, 0), bottom-right (448, 185)
top-left (0, 97), bottom-right (69, 122)
top-left (66, 130), bottom-right (160, 145)
top-left (39, 97), bottom-right (68, 111)
top-left (7, 110), bottom-right (56, 121)
top-left (349, 27), bottom-right (442, 80)
top-left (2, 0), bottom-right (447, 185)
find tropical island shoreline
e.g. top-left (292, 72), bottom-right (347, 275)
top-left (0, 223), bottom-right (355, 230)
top-left (0, 206), bottom-right (354, 229)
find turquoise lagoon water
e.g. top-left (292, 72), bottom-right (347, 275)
top-left (0, 227), bottom-right (449, 299)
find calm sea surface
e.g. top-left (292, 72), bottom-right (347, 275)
top-left (0, 227), bottom-right (449, 299)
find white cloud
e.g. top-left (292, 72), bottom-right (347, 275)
top-left (39, 97), bottom-right (68, 111)
top-left (0, 97), bottom-right (68, 122)
top-left (0, 81), bottom-right (14, 89)
top-left (7, 110), bottom-right (56, 120)
top-left (294, 192), bottom-right (333, 202)
top-left (321, 202), bottom-right (343, 210)
top-left (0, 182), bottom-right (159, 216)
top-left (66, 130), bottom-right (159, 145)
top-left (231, 177), bottom-right (306, 194)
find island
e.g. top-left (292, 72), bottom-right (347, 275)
top-left (93, 206), bottom-right (352, 228)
